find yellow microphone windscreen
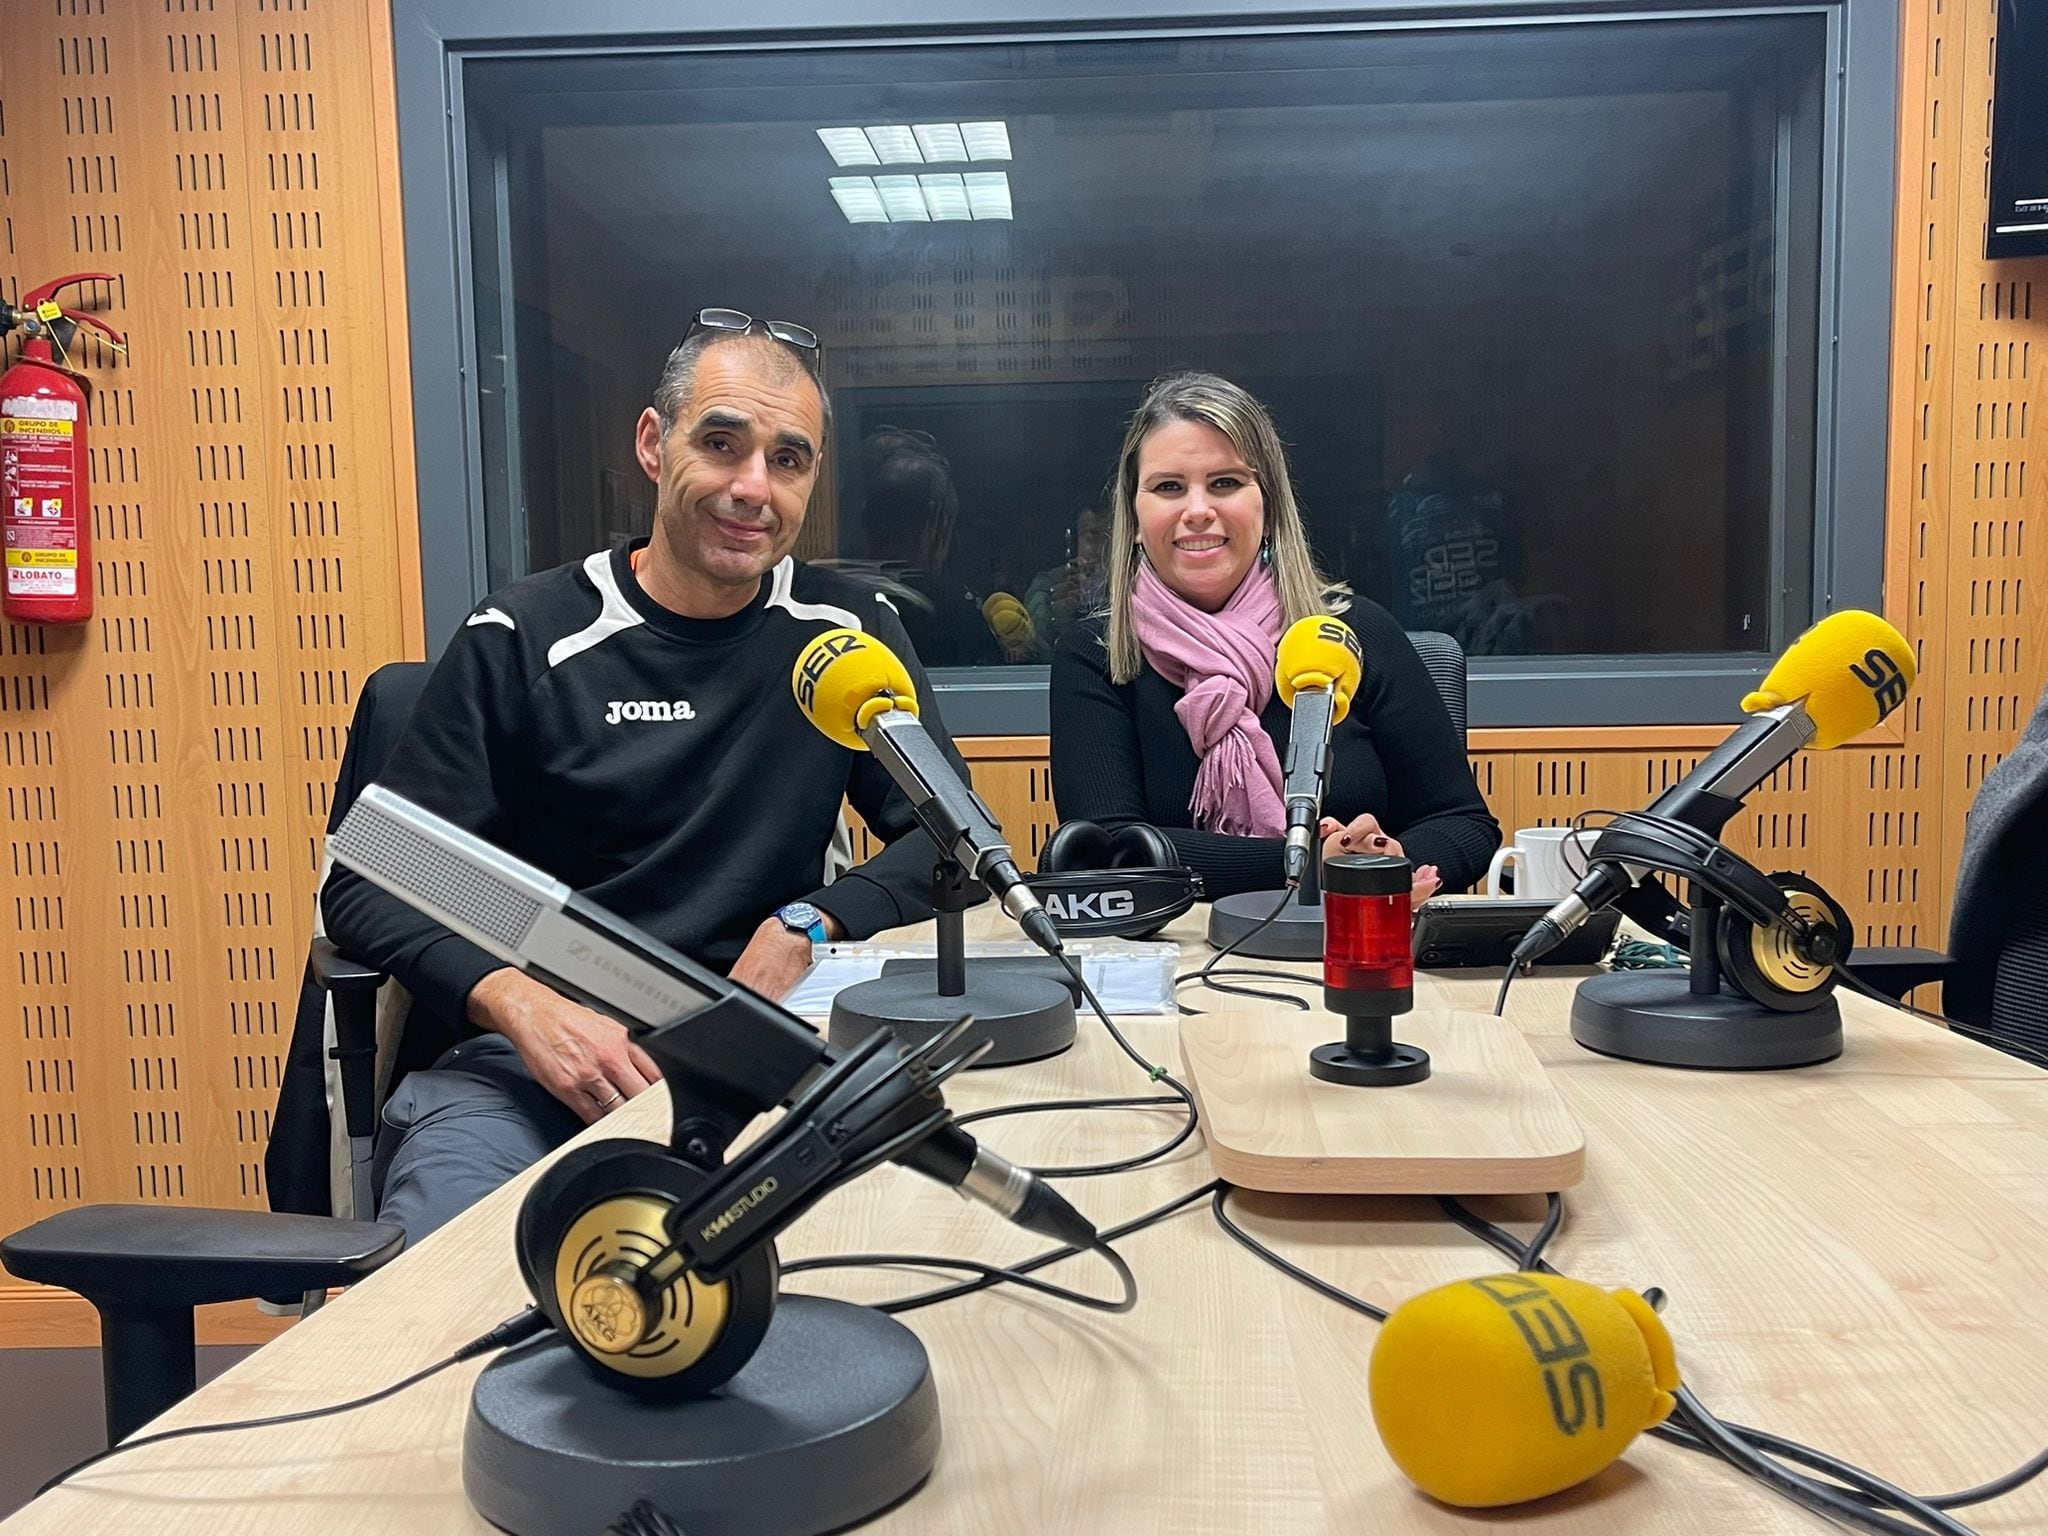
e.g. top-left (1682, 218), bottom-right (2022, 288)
top-left (1275, 616), bottom-right (1365, 724)
top-left (1738, 609), bottom-right (1916, 749)
top-left (1368, 1272), bottom-right (1679, 1508)
top-left (791, 627), bottom-right (918, 752)
top-left (981, 591), bottom-right (1034, 642)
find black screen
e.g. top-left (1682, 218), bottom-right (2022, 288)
top-left (1989, 0), bottom-right (2048, 259)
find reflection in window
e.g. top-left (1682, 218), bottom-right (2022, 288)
top-left (467, 15), bottom-right (1824, 665)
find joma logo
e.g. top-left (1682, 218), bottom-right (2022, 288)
top-left (605, 699), bottom-right (696, 724)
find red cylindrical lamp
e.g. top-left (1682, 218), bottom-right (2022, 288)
top-left (1311, 854), bottom-right (1431, 1086)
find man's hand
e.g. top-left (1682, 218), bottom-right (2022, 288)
top-left (726, 910), bottom-right (842, 1003)
top-left (1319, 814), bottom-right (1443, 904)
top-left (466, 967), bottom-right (662, 1125)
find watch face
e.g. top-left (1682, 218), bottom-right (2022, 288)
top-left (779, 902), bottom-right (820, 930)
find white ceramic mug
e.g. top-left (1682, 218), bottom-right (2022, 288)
top-left (1484, 826), bottom-right (1590, 900)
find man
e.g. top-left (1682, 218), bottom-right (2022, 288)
top-left (1024, 501), bottom-right (1109, 650)
top-left (322, 311), bottom-right (971, 1240)
top-left (850, 425), bottom-right (1002, 667)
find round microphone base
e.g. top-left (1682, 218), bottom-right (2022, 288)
top-left (1570, 971), bottom-right (1842, 1070)
top-left (1207, 888), bottom-right (1325, 960)
top-left (829, 969), bottom-right (1076, 1067)
top-left (464, 1296), bottom-right (939, 1536)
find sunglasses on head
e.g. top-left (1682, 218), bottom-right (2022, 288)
top-left (686, 308), bottom-right (820, 357)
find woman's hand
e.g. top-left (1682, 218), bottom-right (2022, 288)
top-left (1318, 813), bottom-right (1443, 903)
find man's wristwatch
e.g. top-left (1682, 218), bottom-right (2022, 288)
top-left (774, 901), bottom-right (830, 945)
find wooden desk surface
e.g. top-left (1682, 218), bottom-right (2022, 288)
top-left (8, 910), bottom-right (2047, 1533)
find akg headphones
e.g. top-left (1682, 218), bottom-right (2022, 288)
top-left (1587, 809), bottom-right (1853, 1012)
top-left (1026, 820), bottom-right (1203, 939)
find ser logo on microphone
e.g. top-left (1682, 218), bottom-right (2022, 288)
top-left (1317, 619), bottom-right (1363, 663)
top-left (795, 631), bottom-right (867, 713)
top-left (1848, 647), bottom-right (1909, 720)
top-left (1469, 1274), bottom-right (1607, 1437)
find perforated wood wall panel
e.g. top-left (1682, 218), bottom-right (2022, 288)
top-left (0, 0), bottom-right (417, 1310)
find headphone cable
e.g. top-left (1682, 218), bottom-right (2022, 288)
top-left (1829, 964), bottom-right (2048, 1073)
top-left (34, 1306), bottom-right (550, 1498)
top-left (1176, 888), bottom-right (1310, 1010)
top-left (1441, 1198), bottom-right (2045, 1534)
top-left (784, 1236), bottom-right (1138, 1317)
top-left (789, 1177), bottom-right (1224, 1316)
top-left (1209, 1184), bottom-right (1388, 1322)
top-left (954, 952), bottom-right (1203, 1181)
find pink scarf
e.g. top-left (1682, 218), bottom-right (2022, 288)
top-left (1130, 562), bottom-right (1287, 836)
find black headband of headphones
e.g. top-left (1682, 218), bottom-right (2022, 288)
top-left (1582, 809), bottom-right (1849, 994)
top-left (1026, 820), bottom-right (1203, 939)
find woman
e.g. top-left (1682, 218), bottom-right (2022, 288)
top-left (1050, 372), bottom-right (1499, 902)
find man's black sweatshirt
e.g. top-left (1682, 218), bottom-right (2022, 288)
top-left (322, 542), bottom-right (963, 1073)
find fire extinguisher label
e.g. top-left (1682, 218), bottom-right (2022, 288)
top-left (2, 401), bottom-right (80, 597)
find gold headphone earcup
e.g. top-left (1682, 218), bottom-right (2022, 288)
top-left (516, 1140), bottom-right (778, 1398)
top-left (1715, 874), bottom-right (1851, 1013)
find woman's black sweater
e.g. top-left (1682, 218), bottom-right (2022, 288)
top-left (1048, 600), bottom-right (1500, 898)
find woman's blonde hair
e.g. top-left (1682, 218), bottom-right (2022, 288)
top-left (1102, 371), bottom-right (1346, 683)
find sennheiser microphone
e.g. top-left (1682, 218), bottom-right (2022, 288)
top-left (1275, 616), bottom-right (1366, 884)
top-left (326, 784), bottom-right (1095, 1248)
top-left (1511, 610), bottom-right (1916, 968)
top-left (793, 627), bottom-right (1064, 957)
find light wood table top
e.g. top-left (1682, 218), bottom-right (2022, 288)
top-left (8, 908), bottom-right (2048, 1533)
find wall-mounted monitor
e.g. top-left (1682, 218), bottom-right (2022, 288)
top-left (1988, 0), bottom-right (2048, 260)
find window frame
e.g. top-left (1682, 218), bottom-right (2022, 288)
top-left (392, 0), bottom-right (1898, 729)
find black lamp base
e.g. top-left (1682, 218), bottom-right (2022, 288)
top-left (1308, 1039), bottom-right (1432, 1086)
top-left (1570, 970), bottom-right (1842, 1070)
top-left (464, 1296), bottom-right (939, 1536)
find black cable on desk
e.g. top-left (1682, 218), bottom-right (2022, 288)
top-left (1829, 966), bottom-right (2048, 1073)
top-left (34, 1307), bottom-right (551, 1497)
top-left (787, 1178), bottom-right (1224, 1316)
top-left (1439, 1198), bottom-right (2047, 1535)
top-left (783, 1238), bottom-right (1138, 1317)
top-left (1434, 1193), bottom-right (1562, 1273)
top-left (1209, 1185), bottom-right (1388, 1322)
top-left (608, 1499), bottom-right (689, 1536)
top-left (973, 953), bottom-right (1202, 1181)
top-left (1176, 889), bottom-right (1306, 1011)
top-left (1443, 1209), bottom-right (1969, 1535)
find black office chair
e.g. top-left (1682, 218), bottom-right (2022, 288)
top-left (266, 660), bottom-right (433, 1222)
top-left (1405, 629), bottom-right (1468, 747)
top-left (1850, 694), bottom-right (2048, 1063)
top-left (0, 661), bottom-right (430, 1446)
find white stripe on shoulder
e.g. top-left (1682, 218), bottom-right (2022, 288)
top-left (765, 557), bottom-right (862, 631)
top-left (465, 606), bottom-right (515, 631)
top-left (875, 592), bottom-right (898, 613)
top-left (547, 550), bottom-right (646, 669)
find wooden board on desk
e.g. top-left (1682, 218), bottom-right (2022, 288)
top-left (1179, 1008), bottom-right (1586, 1194)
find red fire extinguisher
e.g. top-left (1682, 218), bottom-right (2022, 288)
top-left (2, 273), bottom-right (126, 625)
